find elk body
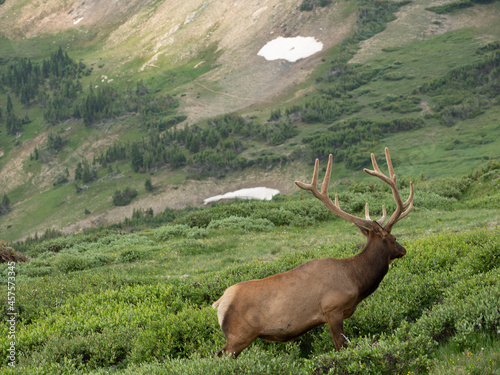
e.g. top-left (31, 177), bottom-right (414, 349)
top-left (212, 148), bottom-right (414, 357)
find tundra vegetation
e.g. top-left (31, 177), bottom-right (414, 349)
top-left (0, 160), bottom-right (499, 374)
top-left (1, 0), bottom-right (500, 241)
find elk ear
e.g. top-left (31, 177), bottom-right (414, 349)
top-left (356, 225), bottom-right (370, 237)
top-left (371, 221), bottom-right (389, 238)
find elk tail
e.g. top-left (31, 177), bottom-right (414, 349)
top-left (212, 298), bottom-right (221, 309)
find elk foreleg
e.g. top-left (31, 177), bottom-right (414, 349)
top-left (324, 310), bottom-right (347, 351)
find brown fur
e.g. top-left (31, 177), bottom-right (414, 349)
top-left (212, 225), bottom-right (406, 357)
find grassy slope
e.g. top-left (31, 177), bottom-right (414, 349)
top-left (0, 171), bottom-right (499, 373)
top-left (0, 0), bottom-right (499, 242)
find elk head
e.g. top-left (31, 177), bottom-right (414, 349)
top-left (212, 148), bottom-right (414, 357)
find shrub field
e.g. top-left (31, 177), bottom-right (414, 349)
top-left (0, 163), bottom-right (499, 374)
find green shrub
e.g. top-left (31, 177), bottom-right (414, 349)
top-left (21, 263), bottom-right (53, 278)
top-left (154, 225), bottom-right (209, 241)
top-left (53, 254), bottom-right (94, 273)
top-left (304, 334), bottom-right (434, 374)
top-left (173, 238), bottom-right (237, 256)
top-left (253, 208), bottom-right (294, 226)
top-left (207, 216), bottom-right (275, 232)
top-left (129, 305), bottom-right (223, 362)
top-left (154, 224), bottom-right (192, 241)
top-left (112, 188), bottom-right (138, 206)
top-left (115, 249), bottom-right (146, 263)
top-left (416, 176), bottom-right (472, 200)
top-left (38, 326), bottom-right (135, 370)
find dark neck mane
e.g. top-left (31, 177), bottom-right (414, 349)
top-left (349, 237), bottom-right (390, 299)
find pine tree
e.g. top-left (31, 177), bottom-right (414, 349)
top-left (145, 178), bottom-right (154, 192)
top-left (6, 94), bottom-right (12, 114)
top-left (0, 194), bottom-right (10, 214)
top-left (130, 143), bottom-right (143, 172)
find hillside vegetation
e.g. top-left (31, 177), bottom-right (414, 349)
top-left (0, 160), bottom-right (499, 373)
top-left (1, 0), bottom-right (500, 241)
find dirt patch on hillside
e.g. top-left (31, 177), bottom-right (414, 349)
top-left (351, 0), bottom-right (499, 64)
top-left (179, 3), bottom-right (356, 122)
top-left (61, 163), bottom-right (309, 235)
top-left (351, 0), bottom-right (452, 64)
top-left (0, 134), bottom-right (46, 194)
top-left (0, 0), bottom-right (155, 39)
top-left (2, 0), bottom-right (356, 121)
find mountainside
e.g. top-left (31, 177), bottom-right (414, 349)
top-left (1, 0), bottom-right (500, 242)
top-left (0, 0), bottom-right (354, 121)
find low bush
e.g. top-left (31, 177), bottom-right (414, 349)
top-left (207, 216), bottom-right (275, 232)
top-left (115, 249), bottom-right (147, 263)
top-left (112, 188), bottom-right (138, 206)
top-left (53, 254), bottom-right (95, 273)
top-left (153, 225), bottom-right (209, 241)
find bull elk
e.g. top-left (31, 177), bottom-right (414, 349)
top-left (212, 148), bottom-right (414, 357)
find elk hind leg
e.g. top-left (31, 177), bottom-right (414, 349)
top-left (215, 334), bottom-right (255, 358)
top-left (215, 317), bottom-right (257, 358)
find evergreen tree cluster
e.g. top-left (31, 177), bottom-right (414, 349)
top-left (47, 132), bottom-right (65, 152)
top-left (302, 117), bottom-right (424, 168)
top-left (112, 187), bottom-right (138, 206)
top-left (299, 0), bottom-right (332, 11)
top-left (75, 159), bottom-right (98, 183)
top-left (0, 47), bottom-right (181, 130)
top-left (3, 94), bottom-right (30, 135)
top-left (0, 194), bottom-right (10, 215)
top-left (419, 42), bottom-right (500, 125)
top-left (1, 46), bottom-right (87, 106)
top-left (92, 113), bottom-right (299, 178)
top-left (0, 47), bottom-right (87, 132)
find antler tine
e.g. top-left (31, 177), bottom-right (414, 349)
top-left (385, 147), bottom-right (396, 182)
top-left (362, 148), bottom-right (415, 231)
top-left (311, 158), bottom-right (319, 189)
top-left (403, 182), bottom-right (414, 208)
top-left (399, 198), bottom-right (413, 221)
top-left (321, 154), bottom-right (333, 195)
top-left (370, 152), bottom-right (381, 173)
top-left (378, 205), bottom-right (387, 225)
top-left (396, 182), bottom-right (414, 222)
top-left (365, 203), bottom-right (387, 226)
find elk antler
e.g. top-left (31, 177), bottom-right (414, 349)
top-left (295, 154), bottom-right (385, 231)
top-left (363, 147), bottom-right (413, 231)
top-left (295, 148), bottom-right (413, 232)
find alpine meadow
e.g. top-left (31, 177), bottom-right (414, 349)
top-left (0, 0), bottom-right (499, 374)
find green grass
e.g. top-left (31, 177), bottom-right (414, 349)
top-left (430, 333), bottom-right (500, 375)
top-left (1, 0), bottom-right (500, 246)
top-left (0, 186), bottom-right (499, 373)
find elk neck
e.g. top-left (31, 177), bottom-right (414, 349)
top-left (349, 232), bottom-right (391, 299)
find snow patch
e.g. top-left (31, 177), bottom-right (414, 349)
top-left (204, 187), bottom-right (280, 205)
top-left (258, 36), bottom-right (323, 62)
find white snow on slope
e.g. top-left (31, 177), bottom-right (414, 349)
top-left (204, 187), bottom-right (280, 205)
top-left (258, 36), bottom-right (323, 62)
